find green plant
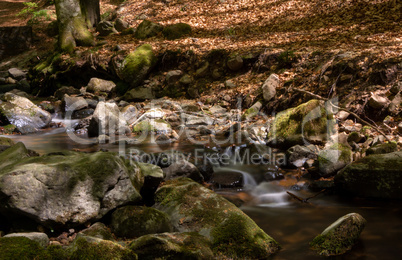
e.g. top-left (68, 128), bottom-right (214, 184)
top-left (17, 1), bottom-right (51, 24)
top-left (226, 27), bottom-right (236, 36)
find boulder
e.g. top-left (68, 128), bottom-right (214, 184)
top-left (0, 151), bottom-right (144, 227)
top-left (165, 70), bottom-right (183, 85)
top-left (335, 151), bottom-right (402, 199)
top-left (162, 23), bottom-right (192, 40)
top-left (121, 104), bottom-right (138, 125)
top-left (310, 213), bottom-right (366, 256)
top-left (242, 101), bottom-right (262, 120)
top-left (134, 20), bottom-right (163, 39)
top-left (111, 206), bottom-right (173, 238)
top-left (129, 232), bottom-right (213, 259)
top-left (54, 86), bottom-right (80, 100)
top-left (262, 73), bottom-right (279, 102)
top-left (227, 55), bottom-right (243, 71)
top-left (163, 160), bottom-right (204, 183)
top-left (119, 44), bottom-right (157, 89)
top-left (366, 142), bottom-right (397, 155)
top-left (0, 136), bottom-right (15, 146)
top-left (70, 236), bottom-right (137, 259)
top-left (317, 143), bottom-right (352, 177)
top-left (368, 93), bottom-right (389, 109)
top-left (132, 118), bottom-right (171, 134)
top-left (124, 86), bottom-right (154, 101)
top-left (267, 99), bottom-right (335, 149)
top-left (79, 222), bottom-right (115, 241)
top-left (88, 101), bottom-right (130, 137)
top-left (8, 68), bottom-right (26, 80)
top-left (209, 105), bottom-right (227, 115)
top-left (96, 21), bottom-right (118, 36)
top-left (115, 18), bottom-right (129, 32)
top-left (87, 78), bottom-right (116, 94)
top-left (287, 144), bottom-right (318, 168)
top-left (154, 178), bottom-right (280, 259)
top-left (0, 93), bottom-right (51, 134)
top-left (0, 237), bottom-right (48, 259)
top-left (195, 61), bottom-right (209, 78)
top-left (4, 232), bottom-right (49, 248)
top-left (63, 94), bottom-right (88, 113)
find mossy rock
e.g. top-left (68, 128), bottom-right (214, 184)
top-left (0, 142), bottom-right (31, 170)
top-left (129, 232), bottom-right (213, 260)
top-left (0, 237), bottom-right (48, 260)
top-left (120, 44), bottom-right (157, 90)
top-left (134, 20), bottom-right (163, 40)
top-left (0, 124), bottom-right (17, 135)
top-left (70, 237), bottom-right (137, 260)
top-left (0, 136), bottom-right (15, 146)
top-left (79, 222), bottom-right (115, 241)
top-left (162, 23), bottom-right (192, 40)
top-left (0, 151), bottom-right (144, 227)
top-left (111, 205), bottom-right (173, 238)
top-left (317, 143), bottom-right (352, 177)
top-left (154, 178), bottom-right (280, 259)
top-left (335, 151), bottom-right (402, 199)
top-left (366, 142), bottom-right (397, 155)
top-left (132, 119), bottom-right (171, 134)
top-left (310, 213), bottom-right (366, 256)
top-left (267, 99), bottom-right (335, 149)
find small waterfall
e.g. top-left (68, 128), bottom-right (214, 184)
top-left (251, 182), bottom-right (290, 207)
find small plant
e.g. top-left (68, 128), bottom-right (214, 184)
top-left (226, 27), bottom-right (236, 36)
top-left (17, 1), bottom-right (51, 25)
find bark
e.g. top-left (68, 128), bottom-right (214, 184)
top-left (55, 0), bottom-right (95, 53)
top-left (80, 0), bottom-right (100, 27)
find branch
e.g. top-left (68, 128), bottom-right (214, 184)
top-left (291, 88), bottom-right (392, 142)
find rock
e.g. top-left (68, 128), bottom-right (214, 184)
top-left (211, 171), bottom-right (243, 188)
top-left (262, 73), bottom-right (279, 102)
top-left (121, 105), bottom-right (138, 125)
top-left (87, 78), bottom-right (116, 94)
top-left (179, 74), bottom-right (192, 85)
top-left (209, 105), bottom-right (227, 115)
top-left (347, 131), bottom-right (363, 143)
top-left (136, 162), bottom-right (164, 191)
top-left (163, 160), bottom-right (204, 183)
top-left (8, 68), bottom-right (26, 80)
top-left (96, 21), bottom-right (118, 36)
top-left (181, 102), bottom-right (199, 112)
top-left (366, 142), bottom-right (397, 155)
top-left (186, 115), bottom-right (214, 125)
top-left (317, 143), bottom-right (352, 177)
top-left (0, 151), bottom-right (144, 227)
top-left (88, 101), bottom-right (130, 137)
top-left (70, 236), bottom-right (137, 259)
top-left (388, 93), bottom-right (401, 114)
top-left (227, 55), bottom-right (243, 71)
top-left (54, 86), bottom-right (80, 100)
top-left (310, 213), bottom-right (366, 256)
top-left (132, 118), bottom-right (171, 134)
top-left (389, 81), bottom-right (401, 95)
top-left (267, 99), bottom-right (335, 149)
top-left (224, 79), bottom-right (236, 88)
top-left (368, 93), bottom-right (389, 109)
top-left (195, 61), bottom-right (209, 78)
top-left (119, 44), bottom-right (157, 89)
top-left (129, 232), bottom-right (213, 259)
top-left (135, 20), bottom-right (163, 39)
top-left (4, 232), bottom-right (49, 248)
top-left (154, 178), bottom-right (280, 259)
top-left (114, 18), bottom-right (129, 32)
top-left (124, 86), bottom-right (154, 101)
top-left (0, 237), bottom-right (48, 259)
top-left (0, 142), bottom-right (33, 170)
top-left (79, 222), bottom-right (115, 241)
top-left (0, 136), bottom-right (15, 146)
top-left (111, 206), bottom-right (172, 238)
top-left (73, 108), bottom-right (94, 119)
top-left (63, 94), bottom-right (88, 113)
top-left (287, 145), bottom-right (318, 168)
top-left (242, 101), bottom-right (262, 120)
top-left (335, 151), bottom-right (402, 199)
top-left (0, 93), bottom-right (51, 134)
top-left (198, 125), bottom-right (212, 135)
top-left (162, 23), bottom-right (192, 40)
top-left (165, 70), bottom-right (183, 85)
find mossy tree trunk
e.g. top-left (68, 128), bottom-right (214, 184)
top-left (55, 0), bottom-right (96, 53)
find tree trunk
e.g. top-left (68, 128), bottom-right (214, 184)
top-left (55, 0), bottom-right (95, 53)
top-left (80, 0), bottom-right (100, 28)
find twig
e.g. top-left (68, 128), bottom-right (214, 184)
top-left (291, 88), bottom-right (392, 142)
top-left (286, 191), bottom-right (309, 203)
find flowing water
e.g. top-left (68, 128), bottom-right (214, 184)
top-left (1, 124), bottom-right (402, 259)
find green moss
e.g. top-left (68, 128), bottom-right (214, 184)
top-left (70, 237), bottom-right (137, 260)
top-left (121, 44), bottom-right (156, 88)
top-left (162, 23), bottom-right (192, 40)
top-left (329, 143), bottom-right (352, 163)
top-left (0, 136), bottom-right (15, 146)
top-left (366, 142), bottom-right (397, 155)
top-left (0, 237), bottom-right (46, 260)
top-left (134, 20), bottom-right (163, 39)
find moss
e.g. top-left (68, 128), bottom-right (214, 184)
top-left (134, 20), bottom-right (163, 39)
top-left (72, 16), bottom-right (95, 47)
top-left (329, 143), bottom-right (352, 163)
top-left (0, 136), bottom-right (15, 146)
top-left (162, 23), bottom-right (192, 40)
top-left (111, 206), bottom-right (172, 238)
top-left (347, 131), bottom-right (360, 143)
top-left (366, 142), bottom-right (397, 155)
top-left (121, 44), bottom-right (156, 88)
top-left (0, 142), bottom-right (31, 172)
top-left (0, 237), bottom-right (47, 260)
top-left (70, 237), bottom-right (137, 260)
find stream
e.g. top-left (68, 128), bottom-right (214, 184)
top-left (2, 123), bottom-right (402, 259)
